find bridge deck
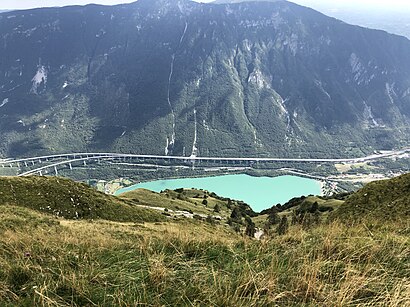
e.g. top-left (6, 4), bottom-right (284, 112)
top-left (1, 148), bottom-right (409, 177)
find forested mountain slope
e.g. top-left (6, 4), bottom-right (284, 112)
top-left (1, 0), bottom-right (410, 158)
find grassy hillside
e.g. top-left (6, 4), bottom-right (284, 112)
top-left (119, 188), bottom-right (238, 218)
top-left (0, 204), bottom-right (408, 306)
top-left (333, 173), bottom-right (410, 223)
top-left (0, 176), bottom-right (164, 223)
top-left (0, 175), bottom-right (409, 305)
top-left (254, 194), bottom-right (345, 230)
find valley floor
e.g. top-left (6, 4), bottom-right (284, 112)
top-left (0, 205), bottom-right (409, 306)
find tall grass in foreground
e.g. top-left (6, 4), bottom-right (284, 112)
top-left (0, 205), bottom-right (409, 306)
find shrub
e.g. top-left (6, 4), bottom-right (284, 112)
top-left (277, 216), bottom-right (289, 235)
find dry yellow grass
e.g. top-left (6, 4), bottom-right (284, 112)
top-left (0, 205), bottom-right (409, 306)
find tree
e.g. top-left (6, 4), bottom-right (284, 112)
top-left (268, 210), bottom-right (279, 226)
top-left (227, 199), bottom-right (233, 209)
top-left (202, 199), bottom-right (208, 206)
top-left (213, 204), bottom-right (220, 213)
top-left (310, 201), bottom-right (319, 213)
top-left (230, 207), bottom-right (241, 220)
top-left (276, 216), bottom-right (289, 235)
top-left (264, 209), bottom-right (280, 232)
top-left (245, 217), bottom-right (256, 238)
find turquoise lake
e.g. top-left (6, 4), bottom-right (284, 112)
top-left (115, 174), bottom-right (322, 212)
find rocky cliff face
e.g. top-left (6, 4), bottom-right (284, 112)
top-left (1, 0), bottom-right (410, 158)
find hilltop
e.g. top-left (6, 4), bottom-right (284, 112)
top-left (333, 173), bottom-right (410, 223)
top-left (0, 176), bottom-right (165, 222)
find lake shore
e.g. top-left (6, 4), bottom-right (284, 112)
top-left (114, 174), bottom-right (322, 212)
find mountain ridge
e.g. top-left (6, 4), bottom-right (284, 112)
top-left (0, 0), bottom-right (410, 158)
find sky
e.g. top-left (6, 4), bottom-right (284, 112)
top-left (1, 0), bottom-right (410, 11)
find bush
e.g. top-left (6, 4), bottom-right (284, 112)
top-left (230, 207), bottom-right (241, 220)
top-left (276, 216), bottom-right (289, 235)
top-left (245, 217), bottom-right (256, 238)
top-left (265, 209), bottom-right (279, 229)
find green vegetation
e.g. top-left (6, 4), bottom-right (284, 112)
top-left (0, 176), bottom-right (164, 223)
top-left (2, 0), bottom-right (410, 160)
top-left (0, 175), bottom-right (409, 305)
top-left (334, 173), bottom-right (410, 223)
top-left (119, 188), bottom-right (240, 219)
top-left (0, 206), bottom-right (408, 305)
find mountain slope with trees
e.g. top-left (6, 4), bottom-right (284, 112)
top-left (1, 0), bottom-right (410, 158)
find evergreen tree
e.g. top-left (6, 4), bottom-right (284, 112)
top-left (268, 210), bottom-right (279, 226)
top-left (230, 207), bottom-right (241, 220)
top-left (245, 216), bottom-right (256, 238)
top-left (277, 216), bottom-right (289, 235)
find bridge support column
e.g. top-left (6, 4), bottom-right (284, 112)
top-left (54, 166), bottom-right (58, 176)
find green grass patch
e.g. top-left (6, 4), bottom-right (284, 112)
top-left (0, 176), bottom-right (165, 223)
